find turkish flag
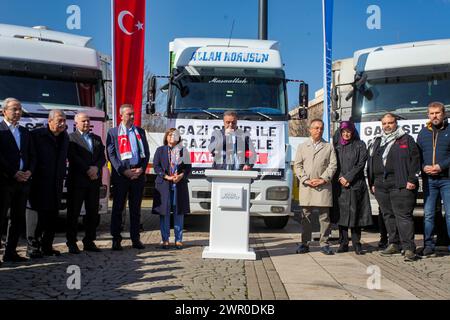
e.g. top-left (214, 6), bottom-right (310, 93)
top-left (113, 0), bottom-right (146, 126)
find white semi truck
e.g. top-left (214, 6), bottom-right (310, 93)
top-left (331, 39), bottom-right (450, 215)
top-left (0, 24), bottom-right (110, 218)
top-left (332, 39), bottom-right (450, 144)
top-left (148, 38), bottom-right (308, 229)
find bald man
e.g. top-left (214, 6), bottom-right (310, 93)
top-left (66, 113), bottom-right (106, 254)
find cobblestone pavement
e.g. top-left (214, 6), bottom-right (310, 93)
top-left (0, 210), bottom-right (287, 300)
top-left (0, 208), bottom-right (449, 300)
top-left (354, 236), bottom-right (450, 300)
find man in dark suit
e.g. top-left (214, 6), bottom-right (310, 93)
top-left (29, 110), bottom-right (69, 256)
top-left (66, 112), bottom-right (106, 254)
top-left (208, 111), bottom-right (256, 170)
top-left (0, 98), bottom-right (36, 264)
top-left (106, 104), bottom-right (150, 250)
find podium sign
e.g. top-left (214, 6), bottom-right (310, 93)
top-left (202, 170), bottom-right (258, 260)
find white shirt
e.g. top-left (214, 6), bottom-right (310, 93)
top-left (4, 119), bottom-right (24, 170)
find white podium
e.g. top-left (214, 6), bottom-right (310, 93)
top-left (202, 169), bottom-right (258, 260)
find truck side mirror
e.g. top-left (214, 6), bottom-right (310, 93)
top-left (331, 86), bottom-right (339, 106)
top-left (146, 76), bottom-right (156, 114)
top-left (297, 82), bottom-right (309, 120)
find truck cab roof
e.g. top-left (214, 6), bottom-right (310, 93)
top-left (354, 39), bottom-right (450, 73)
top-left (0, 24), bottom-right (99, 70)
top-left (170, 37), bottom-right (283, 70)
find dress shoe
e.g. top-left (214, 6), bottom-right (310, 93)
top-left (26, 239), bottom-right (43, 258)
top-left (378, 241), bottom-right (388, 250)
top-left (42, 248), bottom-right (61, 256)
top-left (296, 244), bottom-right (310, 254)
top-left (67, 243), bottom-right (81, 254)
top-left (320, 246), bottom-right (334, 255)
top-left (337, 244), bottom-right (349, 253)
top-left (83, 242), bottom-right (101, 252)
top-left (3, 252), bottom-right (28, 262)
top-left (354, 244), bottom-right (365, 255)
top-left (175, 242), bottom-right (183, 250)
top-left (132, 241), bottom-right (145, 249)
top-left (112, 239), bottom-right (123, 251)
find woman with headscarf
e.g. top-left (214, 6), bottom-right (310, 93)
top-left (152, 128), bottom-right (191, 249)
top-left (333, 121), bottom-right (373, 254)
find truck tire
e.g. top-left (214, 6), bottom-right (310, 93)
top-left (263, 216), bottom-right (289, 229)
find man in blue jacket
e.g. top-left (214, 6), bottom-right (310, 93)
top-left (417, 101), bottom-right (450, 256)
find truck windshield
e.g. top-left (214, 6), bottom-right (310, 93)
top-left (354, 72), bottom-right (450, 121)
top-left (0, 73), bottom-right (103, 109)
top-left (171, 69), bottom-right (287, 116)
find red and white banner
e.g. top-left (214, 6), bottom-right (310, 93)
top-left (167, 119), bottom-right (286, 177)
top-left (112, 0), bottom-right (146, 126)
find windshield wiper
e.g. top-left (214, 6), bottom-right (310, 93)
top-left (255, 111), bottom-right (273, 121)
top-left (175, 108), bottom-right (220, 119)
top-left (362, 109), bottom-right (406, 120)
top-left (202, 109), bottom-right (219, 119)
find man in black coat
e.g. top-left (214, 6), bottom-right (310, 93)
top-left (66, 113), bottom-right (106, 254)
top-left (0, 98), bottom-right (36, 264)
top-left (106, 104), bottom-right (150, 251)
top-left (208, 111), bottom-right (256, 170)
top-left (30, 110), bottom-right (69, 256)
top-left (367, 113), bottom-right (421, 262)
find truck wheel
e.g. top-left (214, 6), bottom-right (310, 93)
top-left (263, 216), bottom-right (289, 229)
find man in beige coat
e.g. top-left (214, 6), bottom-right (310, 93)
top-left (294, 119), bottom-right (337, 255)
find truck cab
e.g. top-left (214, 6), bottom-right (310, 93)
top-left (0, 23), bottom-right (110, 214)
top-left (332, 39), bottom-right (450, 216)
top-left (149, 38), bottom-right (307, 228)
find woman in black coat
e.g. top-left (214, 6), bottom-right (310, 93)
top-left (333, 121), bottom-right (373, 255)
top-left (152, 128), bottom-right (191, 249)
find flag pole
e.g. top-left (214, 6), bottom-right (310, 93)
top-left (111, 0), bottom-right (117, 126)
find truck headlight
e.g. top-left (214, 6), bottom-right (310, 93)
top-left (266, 186), bottom-right (289, 201)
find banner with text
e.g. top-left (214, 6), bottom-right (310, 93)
top-left (168, 119), bottom-right (286, 178)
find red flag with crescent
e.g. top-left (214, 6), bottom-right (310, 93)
top-left (113, 0), bottom-right (146, 126)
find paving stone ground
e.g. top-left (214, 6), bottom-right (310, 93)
top-left (0, 206), bottom-right (449, 300)
top-left (0, 209), bottom-right (287, 300)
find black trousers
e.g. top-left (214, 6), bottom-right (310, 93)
top-left (378, 207), bottom-right (389, 244)
top-left (374, 178), bottom-right (416, 251)
top-left (339, 225), bottom-right (361, 246)
top-left (35, 209), bottom-right (59, 250)
top-left (66, 183), bottom-right (100, 245)
top-left (110, 175), bottom-right (145, 243)
top-left (0, 181), bottom-right (29, 254)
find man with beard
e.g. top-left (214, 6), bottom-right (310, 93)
top-left (417, 102), bottom-right (450, 256)
top-left (367, 113), bottom-right (421, 262)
